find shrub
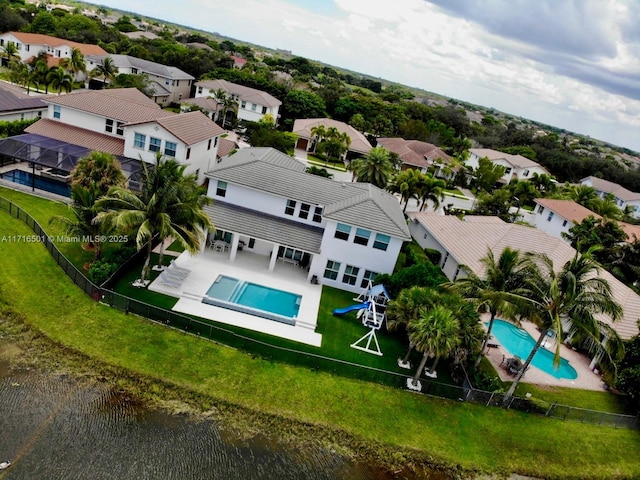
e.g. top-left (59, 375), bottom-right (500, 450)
top-left (424, 248), bottom-right (442, 265)
top-left (89, 259), bottom-right (117, 285)
top-left (375, 263), bottom-right (447, 298)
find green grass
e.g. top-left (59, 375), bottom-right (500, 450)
top-left (444, 188), bottom-right (464, 196)
top-left (2, 208), bottom-right (640, 479)
top-left (306, 155), bottom-right (348, 172)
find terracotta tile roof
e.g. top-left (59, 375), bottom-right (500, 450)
top-left (25, 118), bottom-right (124, 155)
top-left (217, 138), bottom-right (238, 158)
top-left (377, 137), bottom-right (451, 168)
top-left (534, 198), bottom-right (600, 223)
top-left (45, 88), bottom-right (173, 123)
top-left (8, 32), bottom-right (107, 56)
top-left (409, 212), bottom-right (640, 339)
top-left (153, 111), bottom-right (225, 146)
top-left (181, 97), bottom-right (222, 113)
top-left (292, 118), bottom-right (372, 154)
top-left (581, 176), bottom-right (640, 202)
top-left (196, 79), bottom-right (281, 107)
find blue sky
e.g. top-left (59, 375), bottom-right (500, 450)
top-left (93, 0), bottom-right (640, 152)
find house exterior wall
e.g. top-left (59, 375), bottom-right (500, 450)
top-left (531, 204), bottom-right (572, 241)
top-left (408, 219), bottom-right (464, 281)
top-left (194, 86), bottom-right (280, 124)
top-left (0, 33), bottom-right (71, 62)
top-left (0, 109), bottom-right (45, 122)
top-left (48, 103), bottom-right (117, 135)
top-left (467, 151), bottom-right (546, 182)
top-left (124, 123), bottom-right (219, 183)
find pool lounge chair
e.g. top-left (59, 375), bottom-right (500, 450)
top-left (158, 272), bottom-right (182, 289)
top-left (165, 265), bottom-right (190, 280)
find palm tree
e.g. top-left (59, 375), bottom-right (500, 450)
top-left (71, 151), bottom-right (126, 197)
top-left (447, 247), bottom-right (532, 367)
top-left (46, 66), bottom-right (73, 95)
top-left (31, 60), bottom-right (50, 93)
top-left (387, 169), bottom-right (422, 212)
top-left (417, 174), bottom-right (446, 211)
top-left (564, 184), bottom-right (600, 211)
top-left (407, 306), bottom-right (460, 387)
top-left (49, 184), bottom-right (104, 261)
top-left (309, 124), bottom-right (327, 153)
top-left (0, 41), bottom-right (19, 66)
top-left (387, 286), bottom-right (434, 367)
top-left (91, 56), bottom-right (118, 85)
top-left (95, 157), bottom-right (214, 283)
top-left (209, 88), bottom-right (238, 126)
top-left (350, 147), bottom-right (394, 188)
top-left (504, 250), bottom-right (624, 400)
top-left (59, 47), bottom-right (86, 80)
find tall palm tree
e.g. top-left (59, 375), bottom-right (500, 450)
top-left (417, 174), bottom-right (446, 212)
top-left (447, 247), bottom-right (533, 367)
top-left (309, 124), bottom-right (327, 153)
top-left (0, 41), bottom-right (19, 66)
top-left (209, 88), bottom-right (238, 126)
top-left (387, 168), bottom-right (422, 212)
top-left (504, 250), bottom-right (624, 399)
top-left (59, 47), bottom-right (86, 80)
top-left (95, 157), bottom-right (214, 283)
top-left (350, 147), bottom-right (394, 188)
top-left (407, 306), bottom-right (460, 387)
top-left (564, 184), bottom-right (600, 211)
top-left (71, 151), bottom-right (126, 197)
top-left (91, 56), bottom-right (118, 85)
top-left (47, 66), bottom-right (73, 95)
top-left (31, 59), bottom-right (50, 93)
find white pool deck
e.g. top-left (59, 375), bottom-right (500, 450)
top-left (482, 315), bottom-right (607, 391)
top-left (148, 245), bottom-right (324, 347)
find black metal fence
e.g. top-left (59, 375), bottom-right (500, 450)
top-left (1, 194), bottom-right (638, 430)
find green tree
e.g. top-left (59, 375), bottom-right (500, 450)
top-left (615, 335), bottom-right (640, 414)
top-left (91, 56), bottom-right (118, 85)
top-left (280, 89), bottom-right (327, 126)
top-left (349, 147), bottom-right (393, 188)
top-left (46, 66), bottom-right (73, 95)
top-left (317, 126), bottom-right (351, 163)
top-left (387, 169), bottom-right (422, 212)
top-left (348, 113), bottom-right (367, 132)
top-left (447, 247), bottom-right (532, 367)
top-left (305, 165), bottom-right (333, 179)
top-left (110, 73), bottom-right (156, 97)
top-left (95, 157), bottom-right (214, 283)
top-left (504, 250), bottom-right (624, 399)
top-left (71, 151), bottom-right (126, 197)
top-left (408, 306), bottom-right (460, 386)
top-left (563, 184), bottom-right (600, 211)
top-left (473, 157), bottom-right (506, 192)
top-left (59, 47), bottom-right (86, 79)
top-left (209, 88), bottom-right (238, 127)
top-left (473, 188), bottom-right (513, 219)
top-left (0, 41), bottom-right (19, 66)
top-left (417, 174), bottom-right (446, 212)
top-left (563, 217), bottom-right (627, 254)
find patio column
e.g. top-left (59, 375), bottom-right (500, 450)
top-left (229, 234), bottom-right (240, 262)
top-left (268, 243), bottom-right (279, 272)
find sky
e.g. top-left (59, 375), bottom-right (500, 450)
top-left (93, 0), bottom-right (640, 152)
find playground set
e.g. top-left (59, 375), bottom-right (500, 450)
top-left (333, 282), bottom-right (391, 356)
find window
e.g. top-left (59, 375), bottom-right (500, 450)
top-left (149, 137), bottom-right (161, 152)
top-left (207, 138), bottom-right (212, 150)
top-left (248, 238), bottom-right (255, 249)
top-left (216, 180), bottom-right (227, 197)
top-left (538, 206), bottom-right (545, 214)
top-left (214, 137), bottom-right (218, 147)
top-left (334, 223), bottom-right (351, 241)
top-left (53, 105), bottom-right (61, 119)
top-left (360, 270), bottom-right (378, 288)
top-left (285, 199), bottom-right (296, 216)
top-left (251, 103), bottom-right (257, 111)
top-left (342, 265), bottom-right (360, 285)
top-left (186, 147), bottom-right (191, 160)
top-left (547, 212), bottom-right (554, 222)
top-left (134, 133), bottom-right (146, 149)
top-left (312, 206), bottom-right (323, 223)
top-left (165, 79), bottom-right (170, 85)
top-left (373, 233), bottom-right (390, 251)
top-left (505, 167), bottom-right (512, 174)
top-left (165, 141), bottom-right (177, 157)
top-left (262, 106), bottom-right (267, 114)
top-left (523, 169), bottom-right (530, 177)
top-left (323, 260), bottom-right (341, 281)
top-left (354, 228), bottom-right (370, 246)
top-left (442, 252), bottom-right (450, 268)
top-left (198, 87), bottom-right (203, 94)
top-left (176, 80), bottom-right (180, 86)
top-left (299, 203), bottom-right (310, 219)
top-left (105, 118), bottom-right (114, 133)
top-left (131, 67), bottom-right (138, 74)
top-left (562, 220), bottom-right (568, 227)
top-left (453, 267), bottom-right (461, 281)
top-left (116, 122), bottom-right (124, 136)
top-left (241, 100), bottom-right (246, 109)
top-left (25, 44), bottom-right (29, 52)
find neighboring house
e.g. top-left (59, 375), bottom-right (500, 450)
top-left (467, 148), bottom-right (549, 183)
top-left (292, 118), bottom-right (372, 160)
top-left (18, 88), bottom-right (223, 183)
top-left (376, 137), bottom-right (453, 176)
top-left (0, 31), bottom-right (107, 65)
top-left (85, 54), bottom-right (194, 104)
top-left (408, 212), bottom-right (640, 342)
top-left (180, 97), bottom-right (222, 120)
top-left (193, 79), bottom-right (281, 124)
top-left (581, 176), bottom-right (640, 218)
top-left (230, 55), bottom-right (247, 69)
top-left (0, 82), bottom-right (47, 121)
top-left (204, 147), bottom-right (411, 294)
top-left (532, 198), bottom-right (640, 243)
top-left (123, 31), bottom-right (160, 40)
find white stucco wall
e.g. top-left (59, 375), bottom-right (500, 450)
top-left (48, 104), bottom-right (115, 135)
top-left (531, 204), bottom-right (573, 241)
top-left (409, 219), bottom-right (464, 281)
top-left (0, 33), bottom-right (74, 62)
top-left (0, 109), bottom-right (45, 122)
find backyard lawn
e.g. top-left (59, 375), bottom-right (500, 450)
top-left (2, 207), bottom-right (640, 479)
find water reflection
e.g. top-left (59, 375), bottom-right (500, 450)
top-left (0, 370), bottom-right (443, 479)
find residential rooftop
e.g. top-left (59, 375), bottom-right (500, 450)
top-left (196, 79), bottom-right (282, 107)
top-left (470, 148), bottom-right (546, 170)
top-left (4, 31), bottom-right (107, 56)
top-left (377, 137), bottom-right (451, 168)
top-left (86, 54), bottom-right (195, 80)
top-left (581, 176), bottom-right (640, 202)
top-left (0, 82), bottom-right (47, 113)
top-left (292, 118), bottom-right (372, 154)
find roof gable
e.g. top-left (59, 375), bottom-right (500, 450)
top-left (6, 32), bottom-right (107, 56)
top-left (196, 79), bottom-right (281, 107)
top-left (152, 111), bottom-right (224, 146)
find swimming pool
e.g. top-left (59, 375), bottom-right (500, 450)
top-left (489, 319), bottom-right (578, 380)
top-left (203, 275), bottom-right (301, 325)
top-left (1, 169), bottom-right (71, 197)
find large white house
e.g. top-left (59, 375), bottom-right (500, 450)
top-left (0, 31), bottom-right (107, 66)
top-left (193, 79), bottom-right (282, 124)
top-left (204, 147), bottom-right (411, 294)
top-left (408, 211), bottom-right (640, 342)
top-left (86, 54), bottom-right (194, 105)
top-left (21, 88), bottom-right (223, 184)
top-left (581, 176), bottom-right (640, 218)
top-left (467, 148), bottom-right (549, 183)
top-left (292, 118), bottom-right (372, 160)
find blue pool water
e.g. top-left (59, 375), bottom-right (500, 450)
top-left (204, 275), bottom-right (301, 321)
top-left (1, 169), bottom-right (71, 197)
top-left (489, 319), bottom-right (578, 380)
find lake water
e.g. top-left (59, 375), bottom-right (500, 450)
top-left (0, 366), bottom-right (447, 479)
